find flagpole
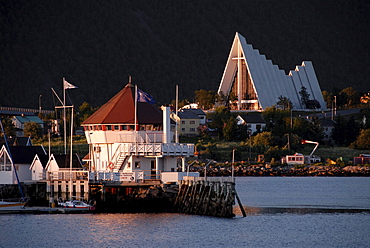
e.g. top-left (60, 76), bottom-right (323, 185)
top-left (134, 84), bottom-right (138, 143)
top-left (70, 105), bottom-right (74, 200)
top-left (175, 84), bottom-right (179, 143)
top-left (63, 77), bottom-right (67, 154)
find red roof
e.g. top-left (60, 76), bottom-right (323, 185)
top-left (82, 83), bottom-right (162, 125)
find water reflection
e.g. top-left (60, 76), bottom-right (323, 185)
top-left (234, 206), bottom-right (370, 216)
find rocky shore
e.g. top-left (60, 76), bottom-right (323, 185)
top-left (188, 165), bottom-right (370, 177)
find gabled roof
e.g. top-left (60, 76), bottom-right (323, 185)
top-left (14, 115), bottom-right (44, 124)
top-left (320, 118), bottom-right (336, 127)
top-left (0, 137), bottom-right (32, 147)
top-left (14, 137), bottom-right (33, 146)
top-left (35, 154), bottom-right (50, 169)
top-left (82, 83), bottom-right (162, 125)
top-left (9, 146), bottom-right (46, 164)
top-left (238, 114), bottom-right (266, 124)
top-left (177, 110), bottom-right (200, 119)
top-left (181, 108), bottom-right (206, 116)
top-left (218, 32), bottom-right (326, 110)
top-left (0, 137), bottom-right (16, 147)
top-left (52, 154), bottom-right (83, 169)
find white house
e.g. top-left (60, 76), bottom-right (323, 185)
top-left (29, 154), bottom-right (49, 181)
top-left (30, 153), bottom-right (89, 201)
top-left (0, 145), bottom-right (46, 184)
top-left (236, 114), bottom-right (266, 134)
top-left (320, 118), bottom-right (336, 143)
top-left (81, 82), bottom-right (195, 182)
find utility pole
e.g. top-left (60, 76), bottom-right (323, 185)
top-left (232, 147), bottom-right (236, 178)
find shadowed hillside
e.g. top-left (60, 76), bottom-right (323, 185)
top-left (1, 0), bottom-right (368, 109)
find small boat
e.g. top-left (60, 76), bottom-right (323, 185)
top-left (58, 199), bottom-right (95, 211)
top-left (0, 199), bottom-right (27, 212)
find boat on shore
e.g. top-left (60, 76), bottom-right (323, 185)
top-left (0, 199), bottom-right (27, 213)
top-left (58, 198), bottom-right (95, 211)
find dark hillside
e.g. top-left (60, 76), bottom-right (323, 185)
top-left (0, 0), bottom-right (368, 109)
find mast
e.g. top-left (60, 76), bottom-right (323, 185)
top-left (63, 78), bottom-right (67, 154)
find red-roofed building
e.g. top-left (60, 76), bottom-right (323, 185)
top-left (81, 83), bottom-right (194, 182)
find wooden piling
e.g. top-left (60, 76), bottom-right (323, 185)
top-left (174, 178), bottom-right (245, 218)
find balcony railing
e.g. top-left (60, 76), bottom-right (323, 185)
top-left (116, 132), bottom-right (165, 143)
top-left (47, 171), bottom-right (89, 181)
top-left (118, 143), bottom-right (194, 156)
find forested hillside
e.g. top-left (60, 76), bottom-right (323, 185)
top-left (1, 0), bottom-right (368, 109)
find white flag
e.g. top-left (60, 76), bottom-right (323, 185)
top-left (63, 79), bottom-right (78, 90)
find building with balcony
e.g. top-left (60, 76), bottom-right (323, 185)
top-left (81, 82), bottom-right (194, 182)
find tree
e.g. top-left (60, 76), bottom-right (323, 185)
top-left (331, 115), bottom-right (346, 146)
top-left (306, 99), bottom-right (321, 109)
top-left (322, 91), bottom-right (332, 108)
top-left (217, 91), bottom-right (228, 105)
top-left (262, 106), bottom-right (290, 137)
top-left (24, 122), bottom-right (42, 140)
top-left (340, 87), bottom-right (359, 107)
top-left (276, 96), bottom-right (293, 110)
top-left (1, 118), bottom-right (16, 138)
top-left (223, 117), bottom-right (237, 141)
top-left (194, 89), bottom-right (217, 110)
top-left (253, 131), bottom-right (274, 146)
top-left (78, 102), bottom-right (96, 125)
top-left (350, 129), bottom-right (370, 149)
top-left (299, 86), bottom-right (310, 108)
top-left (170, 99), bottom-right (189, 110)
top-left (332, 115), bottom-right (360, 146)
top-left (308, 117), bottom-right (324, 142)
top-left (208, 106), bottom-right (231, 138)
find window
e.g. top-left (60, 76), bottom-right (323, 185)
top-left (181, 120), bottom-right (185, 124)
top-left (190, 128), bottom-right (195, 132)
top-left (114, 125), bottom-right (119, 131)
top-left (182, 128), bottom-right (185, 132)
top-left (107, 125), bottom-right (112, 131)
top-left (190, 121), bottom-right (195, 124)
top-left (135, 161), bottom-right (140, 168)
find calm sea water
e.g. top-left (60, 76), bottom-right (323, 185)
top-left (1, 177), bottom-right (369, 248)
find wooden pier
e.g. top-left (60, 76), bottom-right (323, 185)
top-left (174, 177), bottom-right (246, 218)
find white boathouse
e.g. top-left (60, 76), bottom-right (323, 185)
top-left (81, 82), bottom-right (195, 183)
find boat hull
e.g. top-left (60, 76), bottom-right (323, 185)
top-left (0, 201), bottom-right (26, 212)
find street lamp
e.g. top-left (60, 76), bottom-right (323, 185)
top-left (232, 147), bottom-right (236, 178)
top-left (39, 95), bottom-right (42, 111)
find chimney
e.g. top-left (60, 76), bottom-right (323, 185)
top-left (161, 106), bottom-right (171, 143)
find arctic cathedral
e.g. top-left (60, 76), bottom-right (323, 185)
top-left (217, 32), bottom-right (326, 111)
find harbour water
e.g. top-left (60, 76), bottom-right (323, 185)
top-left (1, 177), bottom-right (369, 247)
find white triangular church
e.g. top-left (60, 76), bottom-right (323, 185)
top-left (217, 32), bottom-right (326, 110)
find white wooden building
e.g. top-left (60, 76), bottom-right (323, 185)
top-left (81, 82), bottom-right (194, 182)
top-left (0, 145), bottom-right (46, 184)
